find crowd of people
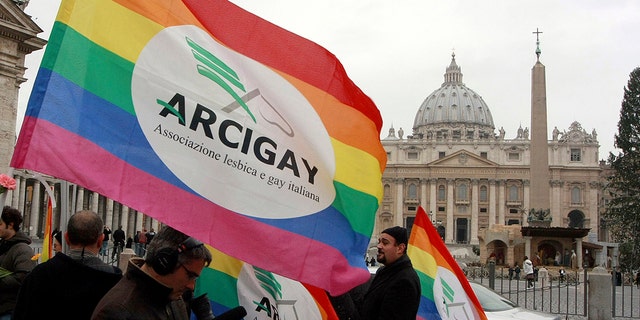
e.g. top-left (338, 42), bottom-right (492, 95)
top-left (0, 205), bottom-right (216, 320)
top-left (1, 203), bottom-right (424, 319)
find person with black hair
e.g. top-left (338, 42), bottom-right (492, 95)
top-left (112, 225), bottom-right (126, 260)
top-left (13, 210), bottom-right (122, 319)
top-left (92, 225), bottom-right (213, 319)
top-left (0, 206), bottom-right (35, 320)
top-left (360, 226), bottom-right (421, 320)
top-left (51, 229), bottom-right (63, 254)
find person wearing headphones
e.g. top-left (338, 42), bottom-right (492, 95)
top-left (13, 210), bottom-right (122, 319)
top-left (92, 225), bottom-right (213, 320)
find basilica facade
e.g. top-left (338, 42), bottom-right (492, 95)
top-left (376, 53), bottom-right (608, 267)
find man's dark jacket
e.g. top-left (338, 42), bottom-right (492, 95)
top-left (13, 252), bottom-right (122, 319)
top-left (0, 231), bottom-right (35, 315)
top-left (92, 258), bottom-right (189, 320)
top-left (361, 254), bottom-right (421, 320)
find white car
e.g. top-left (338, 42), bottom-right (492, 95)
top-left (470, 282), bottom-right (562, 320)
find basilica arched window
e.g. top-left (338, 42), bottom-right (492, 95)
top-left (408, 183), bottom-right (417, 199)
top-left (479, 185), bottom-right (488, 202)
top-left (438, 185), bottom-right (446, 201)
top-left (384, 184), bottom-right (390, 198)
top-left (571, 186), bottom-right (581, 205)
top-left (457, 184), bottom-right (468, 201)
top-left (568, 210), bottom-right (585, 228)
top-left (509, 185), bottom-right (519, 201)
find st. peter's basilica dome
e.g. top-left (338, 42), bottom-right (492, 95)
top-left (412, 54), bottom-right (495, 141)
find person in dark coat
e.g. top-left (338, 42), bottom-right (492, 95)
top-left (13, 210), bottom-right (122, 320)
top-left (92, 226), bottom-right (213, 320)
top-left (360, 226), bottom-right (421, 320)
top-left (0, 206), bottom-right (35, 320)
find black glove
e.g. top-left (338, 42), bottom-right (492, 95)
top-left (190, 293), bottom-right (215, 320)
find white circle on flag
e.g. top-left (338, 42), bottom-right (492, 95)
top-left (237, 264), bottom-right (324, 320)
top-left (131, 26), bottom-right (335, 218)
top-left (432, 266), bottom-right (477, 320)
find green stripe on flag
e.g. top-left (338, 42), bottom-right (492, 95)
top-left (416, 270), bottom-right (435, 301)
top-left (196, 268), bottom-right (239, 308)
top-left (42, 22), bottom-right (135, 115)
top-left (332, 181), bottom-right (379, 235)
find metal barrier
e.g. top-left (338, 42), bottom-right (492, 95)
top-left (612, 270), bottom-right (640, 318)
top-left (466, 265), bottom-right (588, 317)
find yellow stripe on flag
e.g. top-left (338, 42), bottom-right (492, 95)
top-left (207, 245), bottom-right (243, 279)
top-left (332, 138), bottom-right (383, 200)
top-left (57, 0), bottom-right (163, 63)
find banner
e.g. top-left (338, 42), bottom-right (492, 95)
top-left (197, 246), bottom-right (338, 319)
top-left (407, 207), bottom-right (487, 320)
top-left (11, 0), bottom-right (385, 294)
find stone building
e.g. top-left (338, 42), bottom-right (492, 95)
top-left (377, 47), bottom-right (609, 267)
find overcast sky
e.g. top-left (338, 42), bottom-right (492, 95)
top-left (20, 1), bottom-right (640, 159)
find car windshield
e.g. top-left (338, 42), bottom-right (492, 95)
top-left (470, 282), bottom-right (518, 312)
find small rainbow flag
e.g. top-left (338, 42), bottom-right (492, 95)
top-left (408, 207), bottom-right (487, 320)
top-left (197, 246), bottom-right (338, 319)
top-left (11, 0), bottom-right (384, 294)
top-left (40, 194), bottom-right (54, 262)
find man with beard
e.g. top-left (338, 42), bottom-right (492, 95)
top-left (360, 226), bottom-right (420, 320)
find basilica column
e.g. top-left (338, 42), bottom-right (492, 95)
top-left (135, 210), bottom-right (144, 233)
top-left (498, 180), bottom-right (505, 225)
top-left (470, 179), bottom-right (479, 244)
top-left (395, 178), bottom-right (404, 226)
top-left (523, 180), bottom-right (530, 226)
top-left (120, 205), bottom-right (130, 237)
top-left (588, 181), bottom-right (599, 239)
top-left (91, 192), bottom-right (99, 212)
top-left (524, 236), bottom-right (532, 259)
top-left (489, 179), bottom-right (496, 227)
top-left (420, 178), bottom-right (428, 210)
top-left (152, 219), bottom-right (160, 233)
top-left (446, 179), bottom-right (454, 244)
top-left (575, 239), bottom-right (583, 269)
top-left (76, 187), bottom-right (85, 211)
top-left (29, 183), bottom-right (41, 237)
top-left (550, 180), bottom-right (563, 227)
top-left (10, 175), bottom-right (20, 207)
top-left (429, 178), bottom-right (437, 221)
top-left (17, 176), bottom-right (25, 214)
top-left (105, 199), bottom-right (114, 229)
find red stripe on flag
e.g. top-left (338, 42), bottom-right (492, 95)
top-left (181, 0), bottom-right (382, 132)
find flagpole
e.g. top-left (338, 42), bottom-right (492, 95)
top-left (60, 180), bottom-right (69, 252)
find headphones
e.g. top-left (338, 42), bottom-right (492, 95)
top-left (150, 237), bottom-right (204, 275)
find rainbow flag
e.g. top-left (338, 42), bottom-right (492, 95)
top-left (408, 207), bottom-right (487, 320)
top-left (197, 246), bottom-right (338, 319)
top-left (40, 193), bottom-right (54, 262)
top-left (11, 0), bottom-right (384, 294)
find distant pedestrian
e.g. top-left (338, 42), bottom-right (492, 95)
top-left (101, 225), bottom-right (111, 256)
top-left (523, 256), bottom-right (534, 288)
top-left (52, 229), bottom-right (63, 254)
top-left (112, 226), bottom-right (126, 260)
top-left (146, 228), bottom-right (156, 244)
